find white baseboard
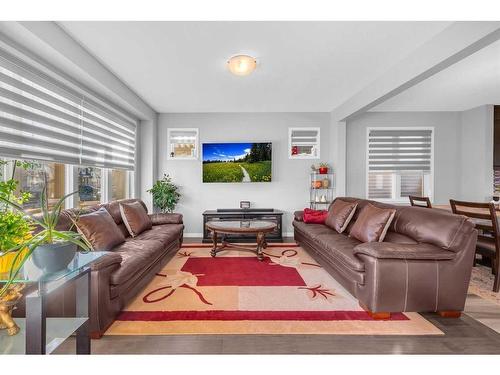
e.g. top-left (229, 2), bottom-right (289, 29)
top-left (184, 232), bottom-right (204, 237)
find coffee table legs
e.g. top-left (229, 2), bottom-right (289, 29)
top-left (210, 230), bottom-right (267, 261)
top-left (256, 232), bottom-right (265, 261)
top-left (210, 231), bottom-right (218, 257)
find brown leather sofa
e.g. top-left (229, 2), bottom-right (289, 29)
top-left (293, 197), bottom-right (478, 318)
top-left (55, 198), bottom-right (184, 337)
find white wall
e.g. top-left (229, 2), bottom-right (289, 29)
top-left (460, 105), bottom-right (494, 201)
top-left (345, 107), bottom-right (494, 203)
top-left (158, 113), bottom-right (331, 236)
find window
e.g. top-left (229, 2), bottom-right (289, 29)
top-left (10, 161), bottom-right (66, 214)
top-left (0, 44), bottom-right (137, 170)
top-left (111, 169), bottom-right (128, 201)
top-left (167, 128), bottom-right (199, 159)
top-left (367, 128), bottom-right (433, 202)
top-left (76, 167), bottom-right (102, 208)
top-left (289, 127), bottom-right (320, 159)
top-left (0, 35), bottom-right (138, 210)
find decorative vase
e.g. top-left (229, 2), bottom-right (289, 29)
top-left (322, 178), bottom-right (330, 188)
top-left (319, 167), bottom-right (328, 174)
top-left (32, 242), bottom-right (77, 274)
top-left (313, 181), bottom-right (322, 189)
top-left (0, 284), bottom-right (24, 336)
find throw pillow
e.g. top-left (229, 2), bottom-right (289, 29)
top-left (76, 207), bottom-right (125, 251)
top-left (303, 208), bottom-right (328, 224)
top-left (325, 199), bottom-right (358, 233)
top-left (349, 203), bottom-right (396, 243)
top-left (120, 201), bottom-right (152, 237)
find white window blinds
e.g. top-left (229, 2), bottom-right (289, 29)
top-left (367, 129), bottom-right (432, 200)
top-left (0, 47), bottom-right (137, 170)
top-left (368, 129), bottom-right (432, 172)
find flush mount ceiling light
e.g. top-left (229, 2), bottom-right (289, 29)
top-left (227, 54), bottom-right (257, 76)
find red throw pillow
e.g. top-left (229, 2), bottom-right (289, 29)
top-left (303, 208), bottom-right (328, 224)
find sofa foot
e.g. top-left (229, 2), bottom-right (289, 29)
top-left (437, 311), bottom-right (461, 318)
top-left (359, 302), bottom-right (391, 320)
top-left (90, 331), bottom-right (103, 339)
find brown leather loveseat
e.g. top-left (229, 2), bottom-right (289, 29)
top-left (293, 197), bottom-right (478, 319)
top-left (55, 198), bottom-right (184, 337)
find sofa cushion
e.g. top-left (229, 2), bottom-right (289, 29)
top-left (134, 224), bottom-right (184, 246)
top-left (75, 207), bottom-right (126, 251)
top-left (101, 198), bottom-right (148, 225)
top-left (120, 201), bottom-right (153, 237)
top-left (293, 221), bottom-right (336, 238)
top-left (325, 199), bottom-right (358, 233)
top-left (349, 203), bottom-right (396, 243)
top-left (149, 213), bottom-right (183, 225)
top-left (392, 206), bottom-right (475, 252)
top-left (312, 233), bottom-right (365, 272)
top-left (110, 239), bottom-right (165, 285)
top-left (383, 231), bottom-right (418, 244)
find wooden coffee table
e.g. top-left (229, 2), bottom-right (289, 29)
top-left (205, 220), bottom-right (277, 261)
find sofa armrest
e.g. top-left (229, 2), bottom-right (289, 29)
top-left (148, 213), bottom-right (183, 225)
top-left (90, 252), bottom-right (122, 271)
top-left (353, 242), bottom-right (456, 261)
top-left (294, 211), bottom-right (304, 222)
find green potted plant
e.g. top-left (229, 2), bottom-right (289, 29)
top-left (0, 186), bottom-right (91, 279)
top-left (147, 174), bottom-right (181, 213)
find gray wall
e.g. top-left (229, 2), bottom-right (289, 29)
top-left (158, 113), bottom-right (331, 235)
top-left (460, 105), bottom-right (494, 201)
top-left (346, 106), bottom-right (494, 203)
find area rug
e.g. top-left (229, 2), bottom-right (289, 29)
top-left (106, 245), bottom-right (442, 335)
top-left (469, 264), bottom-right (500, 306)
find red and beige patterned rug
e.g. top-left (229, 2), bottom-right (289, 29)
top-left (106, 245), bottom-right (442, 335)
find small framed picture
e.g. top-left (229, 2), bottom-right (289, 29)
top-left (240, 201), bottom-right (250, 209)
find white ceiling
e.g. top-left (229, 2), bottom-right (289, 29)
top-left (58, 21), bottom-right (451, 113)
top-left (372, 38), bottom-right (500, 112)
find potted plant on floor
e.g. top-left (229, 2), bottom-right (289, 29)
top-left (148, 174), bottom-right (181, 213)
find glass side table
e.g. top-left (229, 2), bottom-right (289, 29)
top-left (0, 251), bottom-right (108, 355)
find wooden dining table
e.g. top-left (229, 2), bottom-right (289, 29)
top-left (433, 204), bottom-right (500, 217)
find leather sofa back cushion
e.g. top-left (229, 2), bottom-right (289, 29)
top-left (76, 207), bottom-right (126, 251)
top-left (120, 201), bottom-right (153, 237)
top-left (392, 206), bottom-right (474, 251)
top-left (325, 199), bottom-right (357, 233)
top-left (349, 203), bottom-right (396, 243)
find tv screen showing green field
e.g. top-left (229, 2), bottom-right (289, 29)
top-left (202, 143), bottom-right (272, 183)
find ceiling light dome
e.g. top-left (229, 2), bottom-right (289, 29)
top-left (227, 54), bottom-right (257, 76)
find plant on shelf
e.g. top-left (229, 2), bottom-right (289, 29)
top-left (148, 174), bottom-right (181, 213)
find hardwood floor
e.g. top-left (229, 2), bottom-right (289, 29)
top-left (54, 295), bottom-right (500, 355)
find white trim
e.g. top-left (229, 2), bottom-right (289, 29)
top-left (288, 127), bottom-right (320, 159)
top-left (365, 126), bottom-right (435, 203)
top-left (64, 164), bottom-right (74, 209)
top-left (166, 128), bottom-right (199, 160)
top-left (184, 232), bottom-right (204, 238)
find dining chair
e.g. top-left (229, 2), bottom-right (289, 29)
top-left (409, 195), bottom-right (432, 208)
top-left (449, 199), bottom-right (500, 292)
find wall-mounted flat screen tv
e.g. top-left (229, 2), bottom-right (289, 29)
top-left (202, 142), bottom-right (272, 183)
